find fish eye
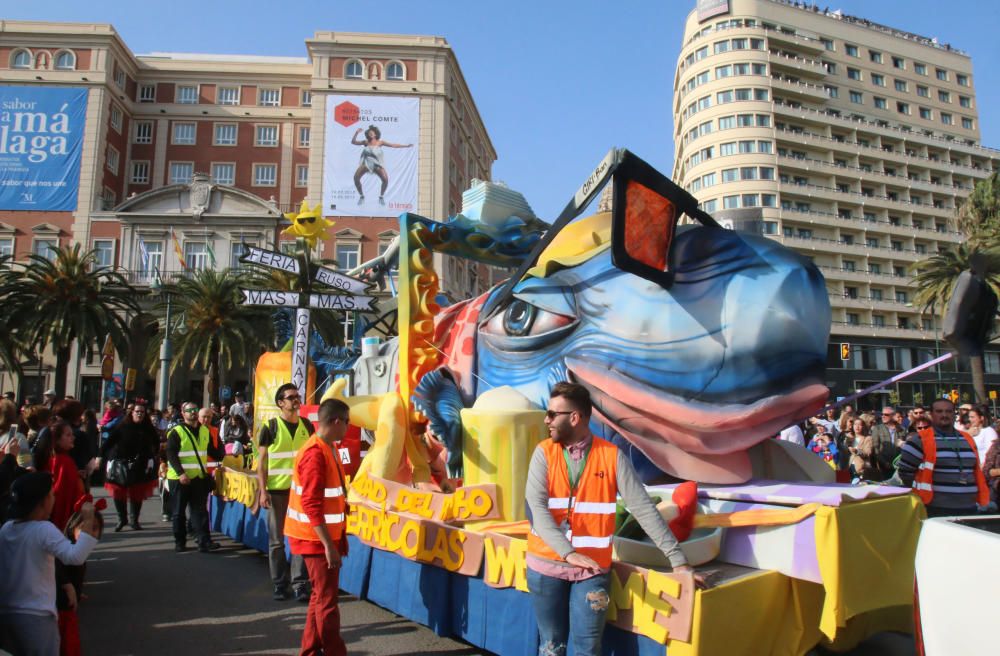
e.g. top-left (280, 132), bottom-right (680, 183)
top-left (482, 298), bottom-right (575, 339)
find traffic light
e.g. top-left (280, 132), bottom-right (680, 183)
top-left (840, 343), bottom-right (851, 361)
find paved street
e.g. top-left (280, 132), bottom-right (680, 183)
top-left (78, 487), bottom-right (482, 656)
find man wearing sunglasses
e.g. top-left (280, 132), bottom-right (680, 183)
top-left (525, 382), bottom-right (705, 655)
top-left (257, 383), bottom-right (314, 602)
top-left (165, 401), bottom-right (224, 553)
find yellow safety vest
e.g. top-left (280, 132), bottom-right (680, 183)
top-left (167, 424), bottom-right (211, 480)
top-left (266, 417), bottom-right (310, 490)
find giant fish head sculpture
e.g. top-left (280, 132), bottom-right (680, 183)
top-left (460, 210), bottom-right (830, 484)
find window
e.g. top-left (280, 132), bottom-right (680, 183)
top-left (957, 74), bottom-right (969, 86)
top-left (298, 126), bottom-right (310, 147)
top-left (713, 41), bottom-right (729, 54)
top-left (797, 228), bottom-right (813, 239)
top-left (870, 263), bottom-right (881, 274)
top-left (938, 90), bottom-right (951, 103)
top-left (917, 85), bottom-right (929, 98)
top-left (255, 125), bottom-right (278, 146)
top-left (211, 163), bottom-right (235, 185)
top-left (897, 102), bottom-right (910, 115)
top-left (844, 286), bottom-right (858, 299)
top-left (33, 239), bottom-right (58, 261)
top-left (0, 237), bottom-right (13, 260)
top-left (720, 142), bottom-right (736, 156)
top-left (871, 74), bottom-right (885, 87)
top-left (847, 68), bottom-right (862, 81)
top-left (169, 162), bottom-right (193, 184)
top-left (138, 84), bottom-right (155, 102)
top-left (301, 89), bottom-right (312, 107)
top-left (217, 86), bottom-right (240, 105)
top-left (345, 60), bottom-right (363, 78)
top-left (962, 117), bottom-right (974, 129)
top-left (915, 63), bottom-right (927, 75)
top-left (866, 237), bottom-right (879, 248)
top-left (172, 122), bottom-right (196, 145)
top-left (896, 291), bottom-right (909, 303)
top-left (759, 166), bottom-right (774, 180)
top-left (872, 315), bottom-right (885, 327)
top-left (959, 96), bottom-right (971, 108)
top-left (873, 96), bottom-right (886, 109)
top-left (851, 91), bottom-right (864, 104)
top-left (253, 163), bottom-right (277, 186)
top-left (722, 168), bottom-right (738, 182)
top-left (751, 63), bottom-right (767, 75)
top-left (716, 90), bottom-right (733, 104)
top-left (846, 313), bottom-right (860, 326)
top-left (740, 166), bottom-right (757, 180)
top-left (386, 62), bottom-right (404, 80)
top-left (822, 61), bottom-right (837, 75)
top-left (54, 50), bottom-right (75, 70)
top-left (176, 85), bottom-right (198, 104)
top-left (214, 123), bottom-right (237, 146)
top-left (936, 68), bottom-right (948, 81)
top-left (732, 38), bottom-right (748, 50)
top-left (105, 146), bottom-right (119, 174)
top-left (891, 240), bottom-right (903, 251)
top-left (130, 161), bottom-right (150, 184)
top-left (941, 113), bottom-right (953, 125)
top-left (845, 44), bottom-right (858, 57)
top-left (715, 65), bottom-right (732, 78)
top-left (92, 240), bottom-right (114, 269)
top-left (820, 38), bottom-right (834, 51)
top-left (761, 194), bottom-right (776, 207)
top-left (109, 106), bottom-right (123, 132)
top-left (719, 116), bottom-right (735, 130)
top-left (894, 79), bottom-right (907, 92)
top-left (694, 46), bottom-right (709, 61)
top-left (114, 68), bottom-right (125, 89)
top-left (843, 260), bottom-right (856, 272)
top-left (335, 242), bottom-right (360, 270)
top-left (738, 140), bottom-right (755, 153)
top-left (184, 242), bottom-right (209, 271)
top-left (736, 114), bottom-right (754, 127)
top-left (733, 63), bottom-right (749, 75)
top-left (133, 121), bottom-right (153, 144)
top-left (892, 56), bottom-right (905, 69)
top-left (758, 140), bottom-right (772, 153)
top-left (723, 195), bottom-right (740, 209)
top-left (258, 88), bottom-right (280, 107)
top-left (750, 38), bottom-right (764, 50)
top-left (741, 194), bottom-right (759, 207)
top-left (919, 107), bottom-right (932, 119)
top-left (295, 164), bottom-right (308, 187)
top-left (754, 88), bottom-right (768, 101)
top-left (869, 50), bottom-right (883, 63)
top-left (230, 242), bottom-right (250, 269)
top-left (755, 114), bottom-right (770, 127)
top-left (702, 199), bottom-right (717, 213)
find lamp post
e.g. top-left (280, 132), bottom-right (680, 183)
top-left (151, 276), bottom-right (173, 408)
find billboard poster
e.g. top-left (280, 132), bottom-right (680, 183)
top-left (0, 86), bottom-right (88, 211)
top-left (323, 95), bottom-right (418, 218)
top-left (697, 0), bottom-right (730, 22)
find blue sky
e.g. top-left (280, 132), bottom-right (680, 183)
top-left (9, 0), bottom-right (1000, 220)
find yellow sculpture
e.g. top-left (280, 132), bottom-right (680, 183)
top-left (282, 200), bottom-right (335, 247)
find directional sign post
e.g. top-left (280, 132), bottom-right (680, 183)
top-left (239, 238), bottom-right (378, 400)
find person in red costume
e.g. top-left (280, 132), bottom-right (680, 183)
top-left (33, 420), bottom-right (85, 531)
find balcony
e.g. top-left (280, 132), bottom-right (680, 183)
top-left (767, 52), bottom-right (826, 78)
top-left (830, 321), bottom-right (938, 341)
top-left (770, 76), bottom-right (828, 101)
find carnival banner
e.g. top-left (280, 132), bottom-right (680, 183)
top-left (323, 95), bottom-right (418, 217)
top-left (350, 469), bottom-right (501, 523)
top-left (0, 86), bottom-right (87, 211)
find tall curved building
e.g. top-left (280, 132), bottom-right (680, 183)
top-left (672, 0), bottom-right (1000, 406)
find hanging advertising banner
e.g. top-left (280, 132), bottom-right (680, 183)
top-left (697, 0), bottom-right (730, 22)
top-left (323, 95), bottom-right (418, 218)
top-left (0, 86), bottom-right (88, 211)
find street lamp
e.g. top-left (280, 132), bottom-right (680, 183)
top-left (151, 276), bottom-right (173, 408)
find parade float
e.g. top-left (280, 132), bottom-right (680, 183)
top-left (211, 149), bottom-right (925, 655)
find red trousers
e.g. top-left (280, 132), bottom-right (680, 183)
top-left (58, 609), bottom-right (81, 656)
top-left (300, 555), bottom-right (346, 656)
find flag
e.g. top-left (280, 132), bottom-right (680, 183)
top-left (137, 238), bottom-right (150, 272)
top-left (171, 227), bottom-right (187, 270)
top-left (206, 241), bottom-right (217, 268)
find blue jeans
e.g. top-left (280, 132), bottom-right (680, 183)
top-left (527, 567), bottom-right (610, 656)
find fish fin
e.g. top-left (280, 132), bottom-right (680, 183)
top-left (412, 368), bottom-right (465, 471)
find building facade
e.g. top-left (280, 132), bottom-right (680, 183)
top-left (673, 0), bottom-right (1000, 409)
top-left (0, 21), bottom-right (497, 406)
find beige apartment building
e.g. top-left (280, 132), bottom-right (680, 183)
top-left (673, 0), bottom-right (1000, 408)
top-left (0, 20), bottom-right (497, 406)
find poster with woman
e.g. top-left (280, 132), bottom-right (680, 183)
top-left (323, 95), bottom-right (419, 218)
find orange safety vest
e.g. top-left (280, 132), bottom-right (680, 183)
top-left (527, 436), bottom-right (619, 569)
top-left (284, 435), bottom-right (347, 542)
top-left (205, 425), bottom-right (220, 475)
top-left (912, 428), bottom-right (990, 506)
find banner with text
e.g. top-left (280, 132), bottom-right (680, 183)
top-left (0, 86), bottom-right (88, 211)
top-left (323, 95), bottom-right (418, 218)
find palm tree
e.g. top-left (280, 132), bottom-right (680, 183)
top-left (913, 243), bottom-right (1000, 404)
top-left (152, 268), bottom-right (274, 406)
top-left (2, 245), bottom-right (140, 397)
top-left (0, 255), bottom-right (27, 377)
top-left (957, 171), bottom-right (1000, 250)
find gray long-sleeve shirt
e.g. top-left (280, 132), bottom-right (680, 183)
top-left (525, 439), bottom-right (688, 572)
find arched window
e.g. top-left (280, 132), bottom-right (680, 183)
top-left (11, 50), bottom-right (31, 69)
top-left (386, 61), bottom-right (404, 80)
top-left (54, 50), bottom-right (76, 70)
top-left (345, 60), bottom-right (363, 79)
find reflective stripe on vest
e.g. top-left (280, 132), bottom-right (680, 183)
top-left (912, 428), bottom-right (990, 506)
top-left (526, 436), bottom-right (619, 569)
top-left (267, 418), bottom-right (310, 490)
top-left (284, 435), bottom-right (347, 544)
top-left (166, 425), bottom-right (211, 480)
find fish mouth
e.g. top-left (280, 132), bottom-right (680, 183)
top-left (565, 356), bottom-right (827, 483)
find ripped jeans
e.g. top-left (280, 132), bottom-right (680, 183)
top-left (527, 568), bottom-right (610, 656)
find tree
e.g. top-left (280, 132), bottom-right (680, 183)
top-left (913, 243), bottom-right (1000, 404)
top-left (957, 172), bottom-right (1000, 250)
top-left (2, 245), bottom-right (140, 397)
top-left (0, 255), bottom-right (27, 376)
top-left (152, 268), bottom-right (273, 406)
